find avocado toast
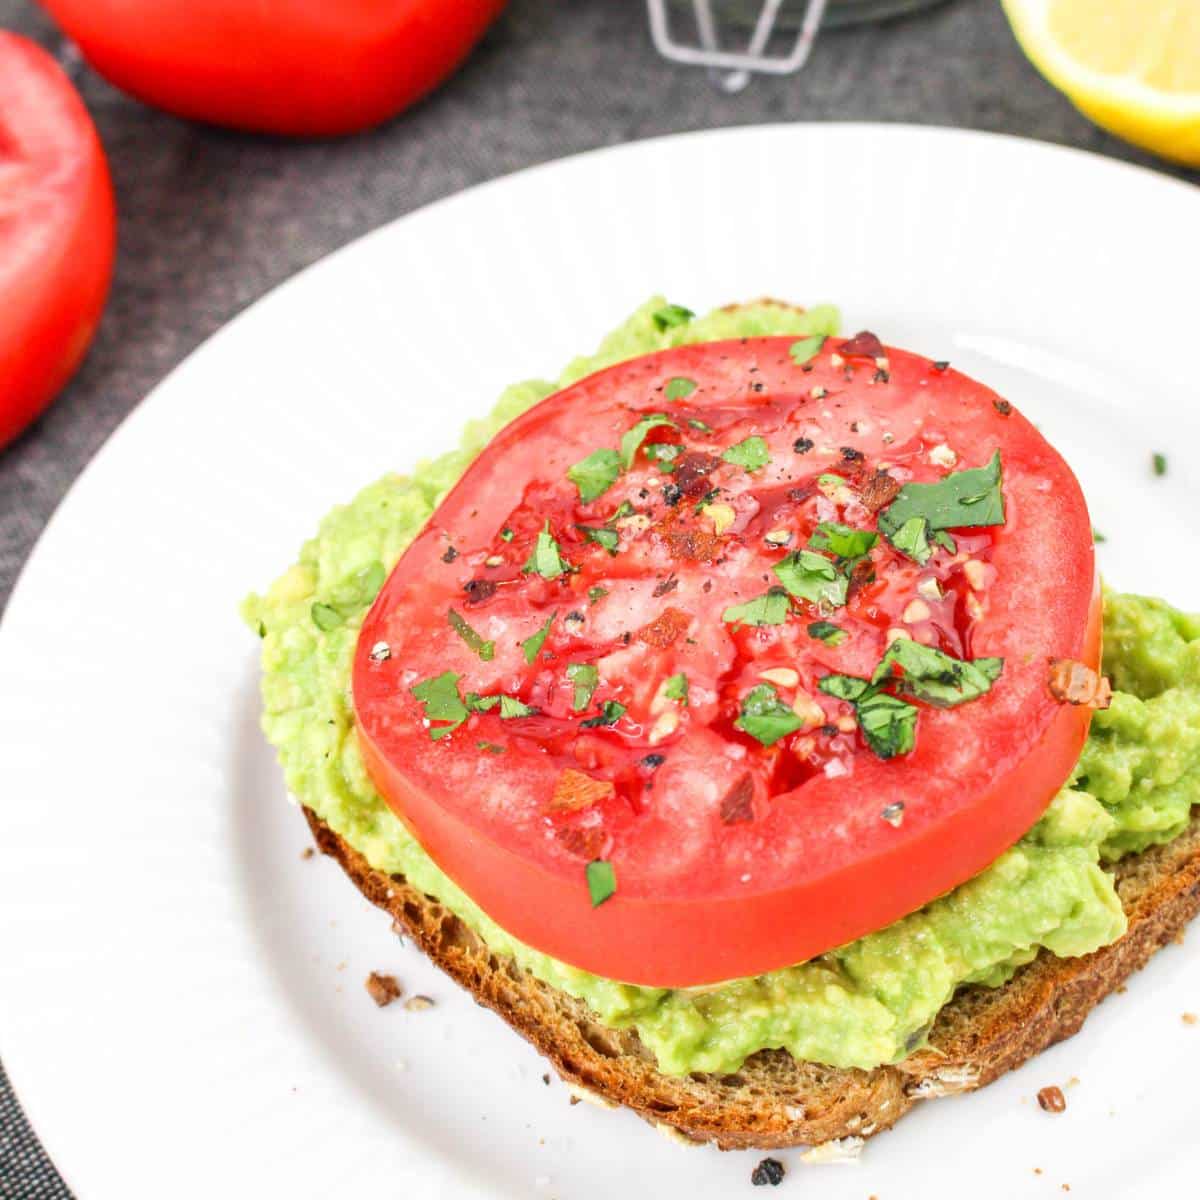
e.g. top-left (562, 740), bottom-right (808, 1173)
top-left (245, 298), bottom-right (1200, 1149)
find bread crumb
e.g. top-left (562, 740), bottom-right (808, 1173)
top-left (542, 1073), bottom-right (551, 1085)
top-left (750, 1157), bottom-right (785, 1186)
top-left (1116, 984), bottom-right (1127, 994)
top-left (365, 972), bottom-right (402, 1007)
top-left (566, 1083), bottom-right (618, 1110)
top-left (1034, 1168), bottom-right (1043, 1175)
top-left (1062, 1186), bottom-right (1071, 1193)
top-left (1174, 929), bottom-right (1186, 946)
top-left (301, 847), bottom-right (315, 860)
top-left (1183, 1012), bottom-right (1198, 1026)
top-left (404, 994), bottom-right (434, 1012)
top-left (1037, 1085), bottom-right (1067, 1113)
top-left (1066, 1076), bottom-right (1080, 1088)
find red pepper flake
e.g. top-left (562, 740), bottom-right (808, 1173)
top-left (839, 330), bottom-right (885, 360)
top-left (660, 519), bottom-right (724, 563)
top-left (549, 768), bottom-right (616, 813)
top-left (858, 468), bottom-right (901, 513)
top-left (673, 451), bottom-right (721, 497)
top-left (1037, 1085), bottom-right (1067, 1113)
top-left (993, 398), bottom-right (1013, 416)
top-left (719, 774), bottom-right (755, 825)
top-left (554, 824), bottom-right (606, 860)
top-left (636, 606), bottom-right (692, 649)
top-left (1047, 659), bottom-right (1112, 709)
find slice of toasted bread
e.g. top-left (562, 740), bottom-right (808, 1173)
top-left (303, 805), bottom-right (1200, 1150)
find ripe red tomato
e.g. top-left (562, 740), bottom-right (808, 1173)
top-left (38, 0), bottom-right (509, 137)
top-left (0, 33), bottom-right (115, 451)
top-left (354, 337), bottom-right (1100, 987)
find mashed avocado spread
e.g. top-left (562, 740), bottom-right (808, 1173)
top-left (244, 299), bottom-right (1200, 1076)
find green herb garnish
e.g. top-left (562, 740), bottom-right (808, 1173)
top-left (500, 528), bottom-right (514, 542)
top-left (688, 418), bottom-right (713, 433)
top-left (586, 859), bottom-right (617, 907)
top-left (581, 700), bottom-right (626, 728)
top-left (566, 663), bottom-right (599, 712)
top-left (568, 448), bottom-right (622, 504)
top-left (807, 620), bottom-right (847, 646)
top-left (448, 608), bottom-right (495, 661)
top-left (789, 334), bottom-right (826, 365)
top-left (891, 516), bottom-right (933, 566)
top-left (878, 452), bottom-right (1004, 562)
top-left (773, 550), bottom-right (846, 608)
top-left (721, 435), bottom-right (771, 472)
top-left (855, 692), bottom-right (919, 759)
top-left (665, 376), bottom-right (697, 401)
top-left (664, 672), bottom-right (689, 704)
top-left (522, 522), bottom-right (570, 578)
top-left (871, 638), bottom-right (1003, 708)
top-left (499, 694), bottom-right (535, 719)
top-left (412, 671), bottom-right (469, 740)
top-left (809, 521), bottom-right (878, 560)
top-left (722, 587), bottom-right (791, 627)
top-left (1153, 452), bottom-right (1168, 477)
top-left (520, 613), bottom-right (555, 665)
top-left (477, 741), bottom-right (505, 754)
top-left (645, 443), bottom-right (683, 472)
top-left (652, 304), bottom-right (694, 331)
top-left (621, 413), bottom-right (678, 468)
top-left (735, 683), bottom-right (804, 746)
top-left (576, 525), bottom-right (620, 554)
top-left (587, 585), bottom-right (608, 604)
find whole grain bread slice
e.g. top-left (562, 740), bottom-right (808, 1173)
top-left (304, 805), bottom-right (1200, 1151)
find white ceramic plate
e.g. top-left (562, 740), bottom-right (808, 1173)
top-left (3, 125), bottom-right (1199, 1200)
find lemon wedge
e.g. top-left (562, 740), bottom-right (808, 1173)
top-left (1001, 0), bottom-right (1200, 166)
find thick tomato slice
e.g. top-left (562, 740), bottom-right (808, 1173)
top-left (40, 0), bottom-right (508, 137)
top-left (355, 335), bottom-right (1100, 987)
top-left (0, 33), bottom-right (115, 448)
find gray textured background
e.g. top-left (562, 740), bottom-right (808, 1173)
top-left (1, 0), bottom-right (1195, 1194)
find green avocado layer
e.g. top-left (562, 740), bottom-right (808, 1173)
top-left (244, 299), bottom-right (1200, 1076)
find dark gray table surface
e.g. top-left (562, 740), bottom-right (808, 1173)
top-left (1, 0), bottom-right (1195, 1195)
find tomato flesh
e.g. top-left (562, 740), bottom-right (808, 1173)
top-left (0, 33), bottom-right (115, 448)
top-left (355, 337), bottom-right (1100, 987)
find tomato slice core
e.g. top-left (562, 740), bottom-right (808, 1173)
top-left (355, 337), bottom-right (1100, 986)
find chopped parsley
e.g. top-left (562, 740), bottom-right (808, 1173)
top-left (566, 662), bottom-right (599, 712)
top-left (688, 418), bottom-right (713, 433)
top-left (663, 672), bottom-right (689, 704)
top-left (522, 522), bottom-right (570, 578)
top-left (809, 521), bottom-right (878, 560)
top-left (499, 694), bottom-right (535, 719)
top-left (567, 448), bottom-right (622, 504)
top-left (645, 442), bottom-right (683, 471)
top-left (576, 524), bottom-right (620, 554)
top-left (587, 585), bottom-right (608, 604)
top-left (412, 671), bottom-right (469, 740)
top-left (448, 608), bottom-right (495, 661)
top-left (773, 550), bottom-right (846, 608)
top-left (722, 587), bottom-right (791, 627)
top-left (477, 741), bottom-right (505, 755)
top-left (520, 613), bottom-right (555, 664)
top-left (818, 639), bottom-right (1002, 759)
top-left (891, 515), bottom-right (933, 565)
top-left (807, 620), bottom-right (847, 646)
top-left (621, 413), bottom-right (678, 468)
top-left (500, 527), bottom-right (514, 542)
top-left (1153, 452), bottom-right (1168, 477)
top-left (788, 334), bottom-right (826, 365)
top-left (735, 683), bottom-right (804, 746)
top-left (311, 602), bottom-right (343, 632)
top-left (872, 638), bottom-right (1003, 707)
top-left (721, 435), bottom-right (771, 472)
top-left (878, 452), bottom-right (1005, 562)
top-left (586, 859), bottom-right (617, 907)
top-left (581, 700), bottom-right (626, 728)
top-left (652, 303), bottom-right (694, 331)
top-left (665, 376), bottom-right (697, 401)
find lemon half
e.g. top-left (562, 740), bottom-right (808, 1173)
top-left (1001, 0), bottom-right (1200, 166)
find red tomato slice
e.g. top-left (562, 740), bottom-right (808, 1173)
top-left (0, 33), bottom-right (115, 449)
top-left (355, 336), bottom-right (1100, 987)
top-left (40, 0), bottom-right (508, 137)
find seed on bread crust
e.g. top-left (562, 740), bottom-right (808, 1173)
top-left (365, 972), bottom-right (402, 1007)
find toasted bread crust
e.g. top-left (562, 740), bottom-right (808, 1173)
top-left (304, 806), bottom-right (1200, 1150)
